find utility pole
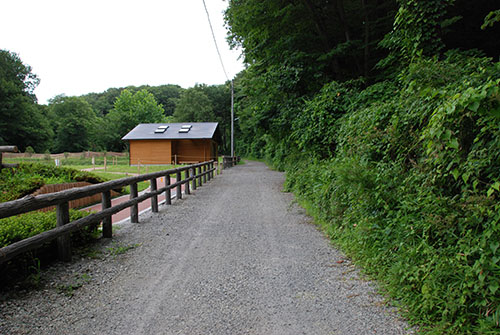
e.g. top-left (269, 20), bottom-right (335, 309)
top-left (231, 79), bottom-right (234, 157)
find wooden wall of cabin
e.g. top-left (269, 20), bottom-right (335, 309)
top-left (129, 140), bottom-right (172, 165)
top-left (172, 139), bottom-right (215, 163)
top-left (129, 139), bottom-right (218, 165)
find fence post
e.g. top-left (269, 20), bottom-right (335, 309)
top-left (185, 169), bottom-right (190, 195)
top-left (191, 167), bottom-right (197, 190)
top-left (211, 162), bottom-right (214, 179)
top-left (102, 190), bottom-right (112, 238)
top-left (150, 178), bottom-right (158, 213)
top-left (165, 174), bottom-right (171, 205)
top-left (198, 166), bottom-right (203, 187)
top-left (130, 183), bottom-right (139, 223)
top-left (176, 170), bottom-right (182, 200)
top-left (203, 164), bottom-right (207, 184)
top-left (56, 202), bottom-right (71, 262)
top-left (207, 163), bottom-right (211, 181)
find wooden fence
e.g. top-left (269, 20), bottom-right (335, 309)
top-left (0, 145), bottom-right (19, 170)
top-left (3, 151), bottom-right (127, 160)
top-left (0, 160), bottom-right (216, 264)
top-left (223, 156), bottom-right (241, 169)
top-left (32, 182), bottom-right (121, 212)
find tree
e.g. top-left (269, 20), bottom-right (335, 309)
top-left (103, 89), bottom-right (165, 151)
top-left (173, 87), bottom-right (215, 122)
top-left (141, 84), bottom-right (183, 117)
top-left (225, 0), bottom-right (397, 82)
top-left (82, 84), bottom-right (183, 118)
top-left (0, 50), bottom-right (52, 151)
top-left (173, 84), bottom-right (232, 153)
top-left (48, 95), bottom-right (97, 153)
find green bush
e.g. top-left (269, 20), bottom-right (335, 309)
top-left (0, 209), bottom-right (92, 248)
top-left (24, 146), bottom-right (35, 157)
top-left (0, 163), bottom-right (108, 202)
top-left (285, 53), bottom-right (500, 334)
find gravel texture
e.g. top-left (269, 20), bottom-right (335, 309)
top-left (0, 161), bottom-right (414, 334)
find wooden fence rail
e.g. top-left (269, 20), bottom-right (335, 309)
top-left (0, 160), bottom-right (216, 264)
top-left (0, 145), bottom-right (19, 170)
top-left (223, 156), bottom-right (241, 169)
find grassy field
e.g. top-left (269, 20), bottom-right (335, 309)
top-left (4, 154), bottom-right (217, 192)
top-left (89, 171), bottom-right (150, 193)
top-left (3, 155), bottom-right (130, 166)
top-left (3, 155), bottom-right (202, 196)
top-left (4, 156), bottom-right (180, 175)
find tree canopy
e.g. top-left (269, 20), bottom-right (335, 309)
top-left (102, 89), bottom-right (166, 152)
top-left (172, 84), bottom-right (232, 153)
top-left (48, 95), bottom-right (97, 153)
top-left (0, 50), bottom-right (52, 152)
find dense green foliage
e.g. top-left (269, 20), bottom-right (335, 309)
top-left (0, 209), bottom-right (91, 248)
top-left (226, 0), bottom-right (500, 333)
top-left (285, 55), bottom-right (500, 333)
top-left (48, 95), bottom-right (98, 152)
top-left (82, 84), bottom-right (182, 117)
top-left (172, 84), bottom-right (232, 153)
top-left (0, 163), bottom-right (107, 202)
top-left (0, 50), bottom-right (53, 152)
top-left (101, 89), bottom-right (166, 151)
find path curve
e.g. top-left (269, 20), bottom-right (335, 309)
top-left (0, 161), bottom-right (413, 334)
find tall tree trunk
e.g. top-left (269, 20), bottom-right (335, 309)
top-left (301, 0), bottom-right (341, 76)
top-left (361, 0), bottom-right (371, 77)
top-left (335, 0), bottom-right (363, 76)
top-left (335, 0), bottom-right (351, 42)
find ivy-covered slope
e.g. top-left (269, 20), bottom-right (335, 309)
top-left (283, 54), bottom-right (500, 333)
top-left (226, 0), bottom-right (499, 332)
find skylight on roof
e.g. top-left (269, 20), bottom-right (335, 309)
top-left (181, 125), bottom-right (192, 129)
top-left (154, 125), bottom-right (169, 133)
top-left (179, 128), bottom-right (190, 133)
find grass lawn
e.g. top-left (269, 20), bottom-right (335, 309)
top-left (90, 171), bottom-right (150, 193)
top-left (100, 165), bottom-right (177, 174)
top-left (5, 155), bottom-right (207, 188)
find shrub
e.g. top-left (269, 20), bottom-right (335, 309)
top-left (285, 53), bottom-right (500, 333)
top-left (0, 163), bottom-right (109, 202)
top-left (24, 146), bottom-right (35, 157)
top-left (0, 209), bottom-right (92, 248)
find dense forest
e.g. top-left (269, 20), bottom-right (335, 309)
top-left (224, 0), bottom-right (499, 334)
top-left (0, 55), bottom-right (233, 154)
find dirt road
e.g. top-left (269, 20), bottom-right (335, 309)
top-left (0, 161), bottom-right (413, 334)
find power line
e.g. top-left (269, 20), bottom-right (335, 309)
top-left (202, 0), bottom-right (229, 81)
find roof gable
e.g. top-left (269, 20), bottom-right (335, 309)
top-left (122, 122), bottom-right (219, 141)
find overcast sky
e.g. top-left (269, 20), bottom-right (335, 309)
top-left (0, 0), bottom-right (244, 104)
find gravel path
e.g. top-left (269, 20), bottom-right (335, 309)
top-left (0, 161), bottom-right (414, 334)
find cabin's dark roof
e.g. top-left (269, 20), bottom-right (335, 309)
top-left (122, 122), bottom-right (218, 140)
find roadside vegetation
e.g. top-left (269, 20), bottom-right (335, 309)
top-left (225, 1), bottom-right (500, 334)
top-left (0, 163), bottom-right (107, 202)
top-left (0, 158), bottom-right (184, 252)
top-left (0, 163), bottom-right (107, 252)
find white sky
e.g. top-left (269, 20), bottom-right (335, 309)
top-left (0, 0), bottom-right (244, 104)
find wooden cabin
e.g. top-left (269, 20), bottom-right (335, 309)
top-left (122, 122), bottom-right (219, 165)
